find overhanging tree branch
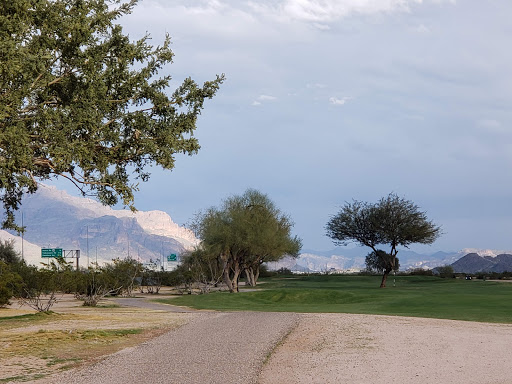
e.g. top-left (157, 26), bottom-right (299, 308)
top-left (0, 0), bottom-right (224, 231)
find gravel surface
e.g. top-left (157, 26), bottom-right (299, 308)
top-left (44, 311), bottom-right (299, 384)
top-left (259, 313), bottom-right (512, 384)
top-left (110, 297), bottom-right (196, 312)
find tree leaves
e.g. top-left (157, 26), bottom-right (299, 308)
top-left (326, 193), bottom-right (441, 254)
top-left (192, 189), bottom-right (302, 291)
top-left (0, 0), bottom-right (224, 230)
top-left (326, 193), bottom-right (441, 286)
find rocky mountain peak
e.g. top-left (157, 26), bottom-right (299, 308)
top-left (3, 185), bottom-right (198, 266)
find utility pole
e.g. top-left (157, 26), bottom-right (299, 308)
top-left (86, 225), bottom-right (89, 269)
top-left (21, 212), bottom-right (24, 262)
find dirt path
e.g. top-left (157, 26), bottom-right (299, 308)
top-left (14, 296), bottom-right (512, 384)
top-left (259, 313), bottom-right (512, 384)
top-left (41, 312), bottom-right (299, 384)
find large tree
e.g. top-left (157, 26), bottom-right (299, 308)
top-left (0, 0), bottom-right (224, 230)
top-left (326, 193), bottom-right (441, 287)
top-left (193, 189), bottom-right (301, 293)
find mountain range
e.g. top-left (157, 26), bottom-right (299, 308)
top-left (449, 253), bottom-right (512, 274)
top-left (1, 185), bottom-right (510, 273)
top-left (272, 248), bottom-right (512, 274)
top-left (1, 185), bottom-right (198, 267)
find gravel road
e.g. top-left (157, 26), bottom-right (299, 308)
top-left (45, 311), bottom-right (299, 384)
top-left (259, 313), bottom-right (512, 384)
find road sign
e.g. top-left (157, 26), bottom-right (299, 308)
top-left (41, 248), bottom-right (63, 258)
top-left (167, 254), bottom-right (177, 262)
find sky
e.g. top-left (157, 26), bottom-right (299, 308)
top-left (53, 0), bottom-right (512, 253)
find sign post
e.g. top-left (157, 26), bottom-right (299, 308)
top-left (41, 248), bottom-right (63, 258)
top-left (41, 248), bottom-right (80, 270)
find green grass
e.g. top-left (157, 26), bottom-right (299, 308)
top-left (0, 374), bottom-right (46, 383)
top-left (44, 356), bottom-right (82, 367)
top-left (157, 275), bottom-right (512, 323)
top-left (0, 312), bottom-right (58, 329)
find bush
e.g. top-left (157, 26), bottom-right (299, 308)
top-left (0, 240), bottom-right (21, 264)
top-left (436, 265), bottom-right (454, 278)
top-left (408, 268), bottom-right (434, 276)
top-left (0, 240), bottom-right (23, 307)
top-left (17, 259), bottom-right (74, 312)
top-left (0, 261), bottom-right (22, 307)
top-left (258, 264), bottom-right (275, 278)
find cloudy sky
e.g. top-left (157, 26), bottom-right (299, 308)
top-left (55, 0), bottom-right (512, 252)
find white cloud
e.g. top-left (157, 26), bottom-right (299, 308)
top-left (478, 119), bottom-right (501, 129)
top-left (414, 24), bottom-right (431, 34)
top-left (258, 94), bottom-right (278, 101)
top-left (247, 0), bottom-right (454, 23)
top-left (329, 96), bottom-right (352, 105)
top-left (128, 0), bottom-right (263, 43)
top-left (313, 22), bottom-right (330, 30)
top-left (307, 83), bottom-right (328, 89)
top-left (251, 95), bottom-right (278, 106)
top-left (477, 119), bottom-right (506, 134)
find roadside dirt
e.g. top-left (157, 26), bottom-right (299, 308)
top-left (0, 292), bottom-right (194, 383)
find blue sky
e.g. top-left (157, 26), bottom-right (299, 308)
top-left (54, 0), bottom-right (512, 252)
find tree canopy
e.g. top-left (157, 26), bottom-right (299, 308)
top-left (192, 189), bottom-right (302, 292)
top-left (326, 193), bottom-right (441, 287)
top-left (0, 0), bottom-right (224, 230)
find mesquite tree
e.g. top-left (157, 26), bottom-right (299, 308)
top-left (0, 0), bottom-right (224, 230)
top-left (193, 189), bottom-right (301, 293)
top-left (326, 193), bottom-right (441, 287)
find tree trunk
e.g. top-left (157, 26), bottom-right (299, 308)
top-left (244, 268), bottom-right (250, 286)
top-left (244, 267), bottom-right (256, 287)
top-left (380, 267), bottom-right (392, 288)
top-left (232, 263), bottom-right (241, 292)
top-left (254, 265), bottom-right (260, 285)
top-left (222, 261), bottom-right (234, 293)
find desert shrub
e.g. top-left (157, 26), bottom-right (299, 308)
top-left (17, 259), bottom-right (75, 312)
top-left (0, 241), bottom-right (23, 307)
top-left (409, 268), bottom-right (434, 276)
top-left (436, 265), bottom-right (454, 278)
top-left (258, 264), bottom-right (275, 278)
top-left (73, 259), bottom-right (143, 306)
top-left (475, 271), bottom-right (512, 280)
top-left (158, 270), bottom-right (182, 286)
top-left (0, 240), bottom-right (21, 264)
top-left (0, 261), bottom-right (22, 307)
top-left (168, 264), bottom-right (194, 294)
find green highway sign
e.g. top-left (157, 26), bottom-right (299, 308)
top-left (41, 248), bottom-right (63, 258)
top-left (167, 254), bottom-right (177, 262)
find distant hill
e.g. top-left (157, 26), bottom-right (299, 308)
top-left (450, 253), bottom-right (512, 274)
top-left (273, 248), bottom-right (512, 273)
top-left (271, 247), bottom-right (462, 273)
top-left (3, 185), bottom-right (198, 266)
